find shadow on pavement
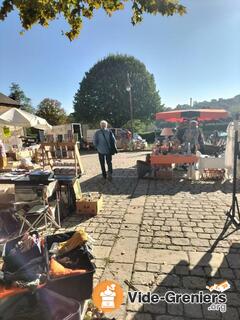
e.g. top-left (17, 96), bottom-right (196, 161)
top-left (80, 166), bottom-right (236, 197)
top-left (130, 241), bottom-right (240, 320)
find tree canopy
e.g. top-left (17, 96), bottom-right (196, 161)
top-left (9, 82), bottom-right (34, 113)
top-left (36, 98), bottom-right (68, 125)
top-left (73, 54), bottom-right (163, 127)
top-left (0, 0), bottom-right (186, 40)
top-left (176, 94), bottom-right (240, 116)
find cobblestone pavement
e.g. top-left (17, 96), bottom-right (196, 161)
top-left (62, 151), bottom-right (240, 320)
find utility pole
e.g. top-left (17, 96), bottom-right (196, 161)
top-left (126, 73), bottom-right (134, 138)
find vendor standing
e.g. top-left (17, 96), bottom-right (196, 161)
top-left (93, 120), bottom-right (117, 180)
top-left (183, 120), bottom-right (204, 153)
top-left (0, 139), bottom-right (7, 169)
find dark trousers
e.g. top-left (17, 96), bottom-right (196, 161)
top-left (98, 153), bottom-right (112, 178)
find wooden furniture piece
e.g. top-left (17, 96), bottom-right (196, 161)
top-left (39, 142), bottom-right (84, 176)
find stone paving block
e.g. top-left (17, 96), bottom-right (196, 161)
top-left (140, 236), bottom-right (152, 243)
top-left (144, 302), bottom-right (166, 314)
top-left (132, 271), bottom-right (155, 285)
top-left (234, 279), bottom-right (240, 290)
top-left (172, 238), bottom-right (190, 246)
top-left (167, 302), bottom-right (184, 315)
top-left (222, 307), bottom-right (239, 320)
top-left (202, 304), bottom-right (222, 319)
top-left (226, 254), bottom-right (240, 268)
top-left (182, 276), bottom-right (207, 289)
top-left (191, 239), bottom-right (210, 247)
top-left (110, 237), bottom-right (138, 263)
top-left (219, 268), bottom-right (235, 280)
top-left (188, 252), bottom-right (228, 268)
top-left (198, 233), bottom-right (211, 239)
top-left (101, 262), bottom-right (133, 284)
top-left (136, 249), bottom-right (188, 265)
top-left (124, 213), bottom-right (142, 224)
top-left (190, 267), bottom-right (205, 277)
top-left (226, 292), bottom-right (240, 307)
top-left (94, 259), bottom-right (107, 269)
top-left (134, 262), bottom-right (147, 271)
top-left (93, 246), bottom-right (111, 259)
top-left (102, 240), bottom-right (115, 246)
top-left (127, 206), bottom-right (144, 214)
top-left (175, 265), bottom-right (189, 275)
top-left (119, 230), bottom-right (139, 238)
top-left (147, 263), bottom-right (161, 273)
top-left (161, 265), bottom-right (175, 274)
top-left (184, 232), bottom-right (198, 238)
top-left (184, 303), bottom-right (203, 319)
top-left (156, 274), bottom-right (181, 287)
top-left (170, 227), bottom-right (183, 232)
top-left (167, 246), bottom-right (183, 251)
top-left (152, 237), bottom-right (171, 245)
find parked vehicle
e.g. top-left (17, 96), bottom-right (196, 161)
top-left (45, 123), bottom-right (82, 143)
top-left (132, 133), bottom-right (148, 150)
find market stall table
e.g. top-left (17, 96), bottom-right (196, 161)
top-left (150, 154), bottom-right (198, 179)
top-left (0, 172), bottom-right (55, 185)
top-left (150, 154), bottom-right (198, 165)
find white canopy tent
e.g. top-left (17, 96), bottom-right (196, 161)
top-left (0, 108), bottom-right (51, 130)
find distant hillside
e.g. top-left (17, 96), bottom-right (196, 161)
top-left (175, 94), bottom-right (240, 114)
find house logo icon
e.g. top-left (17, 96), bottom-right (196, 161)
top-left (92, 280), bottom-right (124, 313)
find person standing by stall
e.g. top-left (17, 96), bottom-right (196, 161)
top-left (93, 120), bottom-right (117, 180)
top-left (0, 139), bottom-right (7, 169)
top-left (183, 120), bottom-right (202, 153)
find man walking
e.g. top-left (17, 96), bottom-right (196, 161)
top-left (93, 120), bottom-right (117, 180)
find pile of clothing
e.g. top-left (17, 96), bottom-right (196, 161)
top-left (48, 228), bottom-right (90, 279)
top-left (0, 228), bottom-right (91, 300)
top-left (1, 231), bottom-right (46, 298)
top-left (0, 228), bottom-right (94, 319)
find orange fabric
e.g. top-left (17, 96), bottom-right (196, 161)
top-left (0, 284), bottom-right (45, 300)
top-left (49, 258), bottom-right (87, 278)
top-left (0, 285), bottom-right (27, 300)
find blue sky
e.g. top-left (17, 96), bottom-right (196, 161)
top-left (0, 0), bottom-right (240, 113)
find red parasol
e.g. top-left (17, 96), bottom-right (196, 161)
top-left (155, 109), bottom-right (230, 122)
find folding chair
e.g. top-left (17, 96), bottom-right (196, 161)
top-left (16, 180), bottom-right (61, 235)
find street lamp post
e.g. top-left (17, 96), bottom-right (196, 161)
top-left (126, 73), bottom-right (134, 139)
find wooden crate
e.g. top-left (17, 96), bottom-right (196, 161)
top-left (76, 193), bottom-right (103, 215)
top-left (202, 169), bottom-right (225, 180)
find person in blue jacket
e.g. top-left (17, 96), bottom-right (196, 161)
top-left (93, 120), bottom-right (117, 180)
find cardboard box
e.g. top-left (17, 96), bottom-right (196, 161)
top-left (76, 193), bottom-right (103, 215)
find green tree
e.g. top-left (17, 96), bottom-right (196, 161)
top-left (36, 98), bottom-right (68, 125)
top-left (73, 54), bottom-right (163, 127)
top-left (9, 82), bottom-right (34, 113)
top-left (0, 0), bottom-right (186, 40)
